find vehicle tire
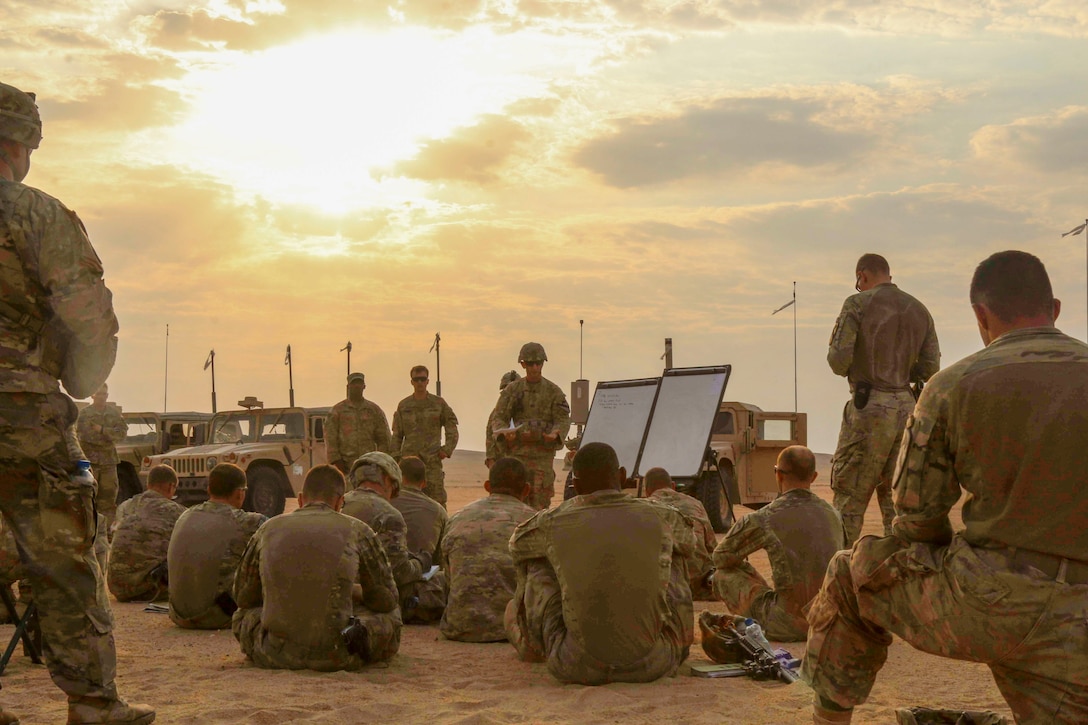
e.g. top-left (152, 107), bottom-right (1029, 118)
top-left (245, 467), bottom-right (286, 517)
top-left (699, 471), bottom-right (735, 534)
top-left (117, 464), bottom-right (142, 505)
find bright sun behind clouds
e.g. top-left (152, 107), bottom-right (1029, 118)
top-left (162, 25), bottom-right (594, 215)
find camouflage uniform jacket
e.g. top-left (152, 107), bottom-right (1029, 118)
top-left (713, 488), bottom-right (847, 620)
top-left (107, 489), bottom-right (185, 601)
top-left (391, 487), bottom-right (447, 560)
top-left (487, 377), bottom-right (570, 459)
top-left (893, 326), bottom-right (1088, 556)
top-left (325, 397), bottom-right (391, 466)
top-left (828, 282), bottom-right (940, 392)
top-left (440, 492), bottom-right (535, 641)
top-left (391, 393), bottom-right (458, 461)
top-left (168, 501), bottom-right (266, 629)
top-left (509, 490), bottom-right (695, 665)
top-left (649, 488), bottom-right (717, 585)
top-left (341, 487), bottom-right (423, 603)
top-left (232, 502), bottom-right (399, 670)
top-left (0, 179), bottom-right (118, 398)
top-left (76, 402), bottom-right (126, 465)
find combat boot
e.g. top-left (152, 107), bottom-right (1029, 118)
top-left (67, 697), bottom-right (155, 725)
top-left (895, 707), bottom-right (1008, 725)
top-left (0, 706), bottom-right (19, 724)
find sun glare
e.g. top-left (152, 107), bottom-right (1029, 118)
top-left (164, 26), bottom-right (587, 215)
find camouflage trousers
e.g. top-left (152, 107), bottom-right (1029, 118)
top-left (89, 463), bottom-right (118, 531)
top-left (420, 456), bottom-right (447, 508)
top-left (0, 392), bottom-right (118, 700)
top-left (711, 562), bottom-right (808, 642)
top-left (803, 535), bottom-right (1088, 722)
top-left (504, 560), bottom-right (689, 685)
top-left (233, 606), bottom-right (402, 672)
top-left (513, 454), bottom-right (557, 511)
top-left (831, 389), bottom-right (913, 544)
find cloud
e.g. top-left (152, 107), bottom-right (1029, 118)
top-left (391, 114), bottom-right (531, 185)
top-left (39, 78), bottom-right (185, 132)
top-left (970, 106), bottom-right (1088, 175)
top-left (574, 96), bottom-right (873, 188)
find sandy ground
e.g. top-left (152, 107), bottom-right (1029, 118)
top-left (0, 452), bottom-right (1012, 724)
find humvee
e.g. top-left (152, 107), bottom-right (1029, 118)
top-left (141, 405), bottom-right (329, 517)
top-left (677, 402), bottom-right (807, 533)
top-left (116, 412), bottom-right (211, 504)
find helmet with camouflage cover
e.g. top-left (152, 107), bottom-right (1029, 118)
top-left (499, 369), bottom-right (520, 390)
top-left (518, 342), bottom-right (547, 363)
top-left (0, 83), bottom-right (42, 150)
top-left (349, 451), bottom-right (401, 498)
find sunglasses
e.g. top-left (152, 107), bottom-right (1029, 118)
top-left (412, 377), bottom-right (429, 383)
top-left (773, 465), bottom-right (793, 476)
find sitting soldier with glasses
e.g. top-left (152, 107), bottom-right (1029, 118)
top-left (710, 445), bottom-right (847, 642)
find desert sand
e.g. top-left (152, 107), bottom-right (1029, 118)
top-left (0, 451), bottom-right (1012, 724)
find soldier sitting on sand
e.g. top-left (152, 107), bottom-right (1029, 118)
top-left (168, 463), bottom-right (266, 629)
top-left (643, 467), bottom-right (717, 601)
top-left (108, 464), bottom-right (184, 602)
top-left (440, 457), bottom-right (535, 642)
top-left (391, 456), bottom-right (447, 565)
top-left (232, 465), bottom-right (401, 671)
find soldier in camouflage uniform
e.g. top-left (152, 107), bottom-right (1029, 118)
top-left (643, 467), bottom-right (718, 601)
top-left (232, 464), bottom-right (401, 670)
top-left (710, 446), bottom-right (846, 642)
top-left (342, 452), bottom-right (445, 623)
top-left (804, 252), bottom-right (1088, 725)
top-left (168, 463), bottom-right (266, 630)
top-left (440, 457), bottom-right (534, 642)
top-left (484, 369), bottom-right (519, 468)
top-left (76, 383), bottom-right (127, 529)
top-left (505, 443), bottom-right (694, 684)
top-left (391, 456), bottom-right (447, 561)
top-left (828, 254), bottom-right (940, 544)
top-left (107, 465), bottom-right (183, 603)
top-left (0, 82), bottom-right (154, 724)
top-left (391, 365), bottom-right (459, 507)
top-left (325, 372), bottom-right (390, 473)
top-left (487, 343), bottom-right (570, 510)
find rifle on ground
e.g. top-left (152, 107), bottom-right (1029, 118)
top-left (697, 611), bottom-right (800, 684)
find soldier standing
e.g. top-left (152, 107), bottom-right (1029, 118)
top-left (0, 83), bottom-right (153, 723)
top-left (390, 365), bottom-right (459, 507)
top-left (828, 253), bottom-right (939, 544)
top-left (484, 369), bottom-right (519, 469)
top-left (805, 251), bottom-right (1088, 724)
top-left (77, 382), bottom-right (127, 529)
top-left (487, 343), bottom-right (570, 510)
top-left (325, 372), bottom-right (391, 474)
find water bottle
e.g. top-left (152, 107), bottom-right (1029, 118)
top-left (73, 460), bottom-right (96, 487)
top-left (744, 618), bottom-right (773, 652)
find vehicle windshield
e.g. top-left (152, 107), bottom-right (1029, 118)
top-left (123, 416), bottom-right (159, 443)
top-left (211, 412), bottom-right (256, 444)
top-left (259, 411), bottom-right (304, 440)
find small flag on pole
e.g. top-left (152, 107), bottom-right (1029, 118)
top-left (1062, 222), bottom-right (1087, 237)
top-left (285, 345), bottom-right (291, 365)
top-left (203, 350), bottom-right (214, 370)
top-left (772, 298), bottom-right (795, 315)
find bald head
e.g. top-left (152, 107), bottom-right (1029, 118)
top-left (571, 442), bottom-right (623, 495)
top-left (775, 445), bottom-right (817, 491)
top-left (643, 467), bottom-right (674, 495)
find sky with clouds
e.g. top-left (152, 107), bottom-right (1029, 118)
top-left (5, 0), bottom-right (1088, 456)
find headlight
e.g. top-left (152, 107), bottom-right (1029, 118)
top-left (206, 457), bottom-right (217, 469)
top-left (225, 452), bottom-right (237, 463)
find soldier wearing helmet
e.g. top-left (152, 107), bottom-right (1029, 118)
top-left (341, 452), bottom-right (446, 623)
top-left (0, 83), bottom-right (154, 723)
top-left (486, 343), bottom-right (571, 510)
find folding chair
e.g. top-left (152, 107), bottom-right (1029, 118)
top-left (0, 584), bottom-right (42, 674)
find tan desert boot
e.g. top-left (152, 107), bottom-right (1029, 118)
top-left (67, 697), bottom-right (154, 725)
top-left (0, 706), bottom-right (19, 725)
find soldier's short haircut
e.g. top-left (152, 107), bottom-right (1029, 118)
top-left (207, 463), bottom-right (247, 498)
top-left (643, 467), bottom-right (673, 494)
top-left (572, 442), bottom-right (620, 489)
top-left (855, 253), bottom-right (890, 276)
top-left (777, 445), bottom-right (816, 482)
top-left (970, 250), bottom-right (1054, 323)
top-left (489, 457), bottom-right (528, 495)
top-left (303, 464), bottom-right (345, 502)
top-left (147, 464), bottom-right (178, 487)
top-left (411, 365), bottom-right (428, 378)
top-left (399, 456), bottom-right (426, 486)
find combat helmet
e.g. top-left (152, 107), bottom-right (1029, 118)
top-left (499, 369), bottom-right (520, 390)
top-left (518, 342), bottom-right (547, 363)
top-left (349, 451), bottom-right (401, 498)
top-left (0, 83), bottom-right (42, 150)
